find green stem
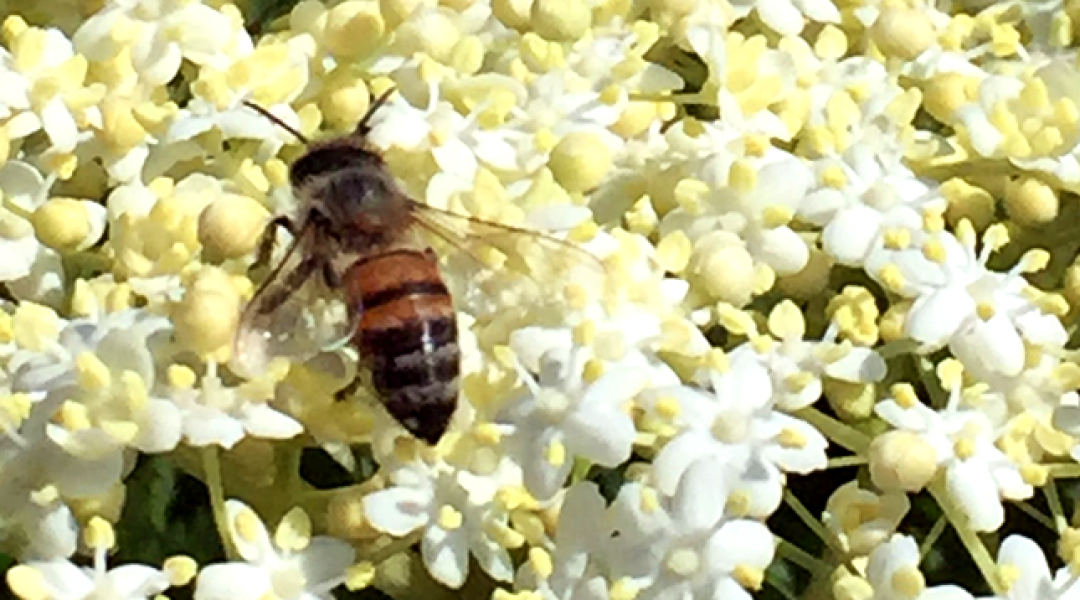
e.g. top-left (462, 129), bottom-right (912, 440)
top-left (826, 455), bottom-right (868, 469)
top-left (775, 538), bottom-right (834, 580)
top-left (875, 339), bottom-right (920, 360)
top-left (1043, 482), bottom-right (1067, 533)
top-left (1046, 463), bottom-right (1080, 479)
top-left (918, 515), bottom-right (947, 560)
top-left (794, 407), bottom-right (871, 454)
top-left (927, 478), bottom-right (1002, 595)
top-left (782, 488), bottom-right (859, 576)
top-left (202, 446), bottom-right (237, 560)
top-left (1015, 500), bottom-right (1056, 532)
top-left (358, 530), bottom-right (423, 563)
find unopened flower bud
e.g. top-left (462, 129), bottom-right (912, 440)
top-left (869, 430), bottom-right (938, 492)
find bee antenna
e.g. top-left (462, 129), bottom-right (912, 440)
top-left (354, 87), bottom-right (396, 137)
top-left (242, 100), bottom-right (311, 145)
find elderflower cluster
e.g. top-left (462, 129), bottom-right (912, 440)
top-left (4, 0), bottom-right (1080, 599)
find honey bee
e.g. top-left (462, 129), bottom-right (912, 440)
top-left (233, 90), bottom-right (603, 444)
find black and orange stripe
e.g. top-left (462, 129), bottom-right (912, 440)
top-left (343, 249), bottom-right (459, 443)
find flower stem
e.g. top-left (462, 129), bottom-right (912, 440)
top-left (1043, 482), bottom-right (1067, 532)
top-left (358, 530), bottom-right (423, 564)
top-left (1014, 500), bottom-right (1055, 531)
top-left (917, 515), bottom-right (947, 560)
top-left (826, 455), bottom-right (868, 469)
top-left (926, 478), bottom-right (1002, 595)
top-left (202, 446), bottom-right (237, 561)
top-left (794, 407), bottom-right (871, 454)
top-left (775, 538), bottom-right (834, 580)
top-left (782, 488), bottom-right (858, 576)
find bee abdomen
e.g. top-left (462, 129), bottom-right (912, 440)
top-left (348, 250), bottom-right (460, 443)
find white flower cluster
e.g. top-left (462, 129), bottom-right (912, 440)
top-left (2, 0), bottom-right (1080, 599)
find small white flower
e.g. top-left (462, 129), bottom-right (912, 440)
top-left (195, 500), bottom-right (354, 600)
top-left (0, 27), bottom-right (100, 154)
top-left (647, 345), bottom-right (829, 517)
top-left (515, 482), bottom-right (611, 600)
top-left (682, 21), bottom-right (795, 140)
top-left (992, 534), bottom-right (1080, 600)
top-left (875, 383), bottom-right (1033, 532)
top-left (900, 227), bottom-right (1065, 379)
top-left (0, 161), bottom-right (67, 306)
top-left (728, 0), bottom-right (840, 35)
top-left (606, 461), bottom-right (775, 600)
top-left (823, 481), bottom-right (910, 556)
top-left (166, 362), bottom-right (302, 449)
top-left (799, 149), bottom-right (938, 269)
top-left (365, 73), bottom-right (520, 206)
top-left (505, 71), bottom-right (625, 174)
top-left (498, 345), bottom-right (643, 501)
top-left (867, 535), bottom-right (975, 600)
top-left (362, 457), bottom-right (516, 588)
top-left (74, 0), bottom-right (250, 86)
top-left (8, 308), bottom-right (177, 455)
top-left (9, 519), bottom-right (168, 600)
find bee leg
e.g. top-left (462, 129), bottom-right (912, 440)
top-left (254, 216), bottom-right (298, 270)
top-left (321, 261), bottom-right (342, 289)
top-left (260, 253), bottom-right (320, 313)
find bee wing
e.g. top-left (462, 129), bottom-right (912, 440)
top-left (232, 225), bottom-right (356, 379)
top-left (406, 201), bottom-right (608, 310)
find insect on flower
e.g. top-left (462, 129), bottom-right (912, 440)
top-left (232, 90), bottom-right (606, 445)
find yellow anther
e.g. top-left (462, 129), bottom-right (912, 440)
top-left (544, 440), bottom-right (566, 467)
top-left (573, 320), bottom-right (597, 346)
top-left (234, 506), bottom-right (264, 543)
top-left (610, 578), bottom-right (639, 600)
top-left (673, 178), bottom-right (709, 214)
top-left (921, 239), bottom-right (947, 264)
top-left (776, 427), bottom-right (807, 449)
top-left (474, 422), bottom-right (502, 445)
top-left (937, 359), bottom-right (963, 390)
top-left (345, 561), bottom-right (376, 591)
top-left (732, 564), bottom-right (765, 591)
top-left (653, 396), bottom-right (681, 420)
top-left (163, 556), bottom-right (198, 587)
top-left (639, 486), bottom-right (660, 513)
top-left (821, 165), bottom-right (847, 188)
top-left (891, 383), bottom-right (919, 408)
top-left (583, 359), bottom-right (605, 383)
top-left (984, 223), bottom-right (1010, 250)
top-left (85, 516), bottom-right (116, 550)
top-left (878, 264), bottom-right (907, 293)
top-left (883, 227), bottom-right (911, 250)
top-left (706, 348), bottom-right (729, 373)
top-left (728, 160), bottom-right (757, 192)
top-left (0, 394), bottom-right (33, 428)
top-left (529, 547), bottom-right (554, 578)
top-left (726, 490), bottom-right (752, 517)
top-left (891, 565), bottom-right (926, 597)
top-left (275, 507), bottom-right (312, 552)
top-left (437, 505), bottom-right (463, 530)
top-left (751, 335), bottom-right (774, 354)
top-left (785, 372), bottom-right (814, 393)
top-left (1020, 463), bottom-right (1048, 486)
top-left (953, 437), bottom-right (976, 460)
top-left (762, 205), bottom-right (793, 228)
top-left (76, 352), bottom-right (111, 390)
top-left (534, 128), bottom-right (557, 153)
top-left (656, 230), bottom-right (692, 274)
top-left (119, 370), bottom-right (148, 410)
top-left (167, 364), bottom-right (197, 389)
